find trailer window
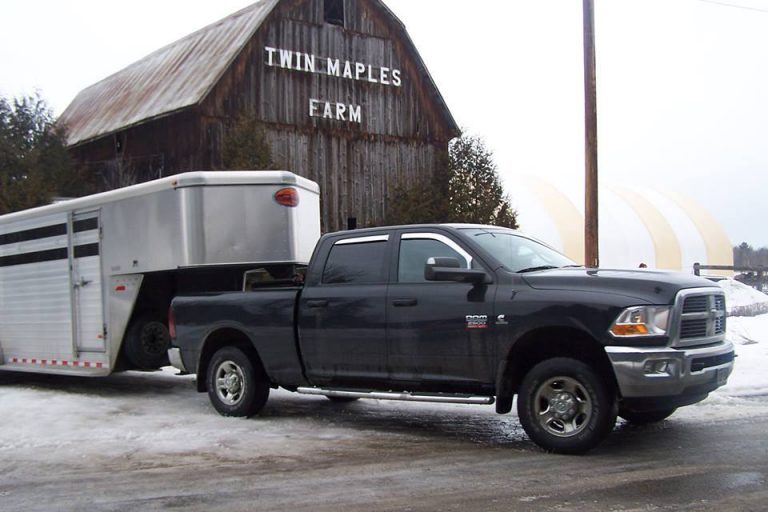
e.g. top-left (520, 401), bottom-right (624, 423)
top-left (323, 241), bottom-right (387, 284)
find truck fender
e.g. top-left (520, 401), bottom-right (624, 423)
top-left (195, 326), bottom-right (268, 393)
top-left (494, 322), bottom-right (615, 414)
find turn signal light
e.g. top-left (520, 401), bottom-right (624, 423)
top-left (609, 305), bottom-right (671, 338)
top-left (610, 324), bottom-right (650, 336)
top-left (274, 187), bottom-right (299, 207)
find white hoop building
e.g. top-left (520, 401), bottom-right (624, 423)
top-left (513, 176), bottom-right (733, 273)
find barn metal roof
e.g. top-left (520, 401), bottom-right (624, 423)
top-left (59, 0), bottom-right (279, 146)
top-left (59, 0), bottom-right (459, 147)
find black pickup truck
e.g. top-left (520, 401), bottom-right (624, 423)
top-left (169, 224), bottom-right (734, 453)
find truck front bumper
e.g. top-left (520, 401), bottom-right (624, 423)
top-left (605, 340), bottom-right (735, 409)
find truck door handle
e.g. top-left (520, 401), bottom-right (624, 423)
top-left (306, 300), bottom-right (329, 309)
top-left (392, 298), bottom-right (418, 307)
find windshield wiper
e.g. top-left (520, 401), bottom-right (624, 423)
top-left (473, 230), bottom-right (497, 238)
top-left (516, 265), bottom-right (559, 273)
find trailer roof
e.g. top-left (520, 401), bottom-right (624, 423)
top-left (0, 171), bottom-right (318, 224)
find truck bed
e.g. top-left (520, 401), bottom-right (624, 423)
top-left (172, 287), bottom-right (306, 386)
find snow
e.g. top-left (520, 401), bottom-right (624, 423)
top-left (714, 278), bottom-right (768, 397)
top-left (717, 278), bottom-right (768, 316)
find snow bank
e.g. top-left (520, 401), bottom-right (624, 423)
top-left (720, 340), bottom-right (768, 397)
top-left (711, 277), bottom-right (768, 397)
top-left (717, 278), bottom-right (768, 317)
top-left (727, 315), bottom-right (768, 345)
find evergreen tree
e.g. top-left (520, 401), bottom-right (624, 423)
top-left (222, 116), bottom-right (276, 170)
top-left (385, 133), bottom-right (517, 228)
top-left (0, 93), bottom-right (75, 214)
top-left (447, 134), bottom-right (517, 228)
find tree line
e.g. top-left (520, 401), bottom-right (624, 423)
top-left (0, 92), bottom-right (518, 228)
top-left (734, 242), bottom-right (768, 268)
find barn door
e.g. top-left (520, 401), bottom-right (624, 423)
top-left (70, 210), bottom-right (106, 353)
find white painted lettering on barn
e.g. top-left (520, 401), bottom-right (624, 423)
top-left (309, 99), bottom-right (362, 124)
top-left (265, 46), bottom-right (402, 87)
top-left (267, 45), bottom-right (400, 124)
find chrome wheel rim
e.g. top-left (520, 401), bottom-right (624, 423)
top-left (214, 360), bottom-right (246, 406)
top-left (533, 376), bottom-right (592, 437)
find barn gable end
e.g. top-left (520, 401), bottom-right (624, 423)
top-left (60, 0), bottom-right (459, 231)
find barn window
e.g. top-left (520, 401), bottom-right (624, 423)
top-left (324, 0), bottom-right (345, 27)
top-left (114, 133), bottom-right (125, 154)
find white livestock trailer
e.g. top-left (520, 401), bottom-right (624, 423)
top-left (0, 171), bottom-right (320, 376)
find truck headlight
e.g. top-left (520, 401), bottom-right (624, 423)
top-left (610, 306), bottom-right (671, 337)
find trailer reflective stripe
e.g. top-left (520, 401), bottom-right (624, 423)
top-left (0, 218), bottom-right (97, 246)
top-left (0, 224), bottom-right (67, 245)
top-left (0, 243), bottom-right (100, 267)
top-left (10, 357), bottom-right (106, 369)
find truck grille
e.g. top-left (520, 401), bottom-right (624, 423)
top-left (680, 319), bottom-right (708, 338)
top-left (674, 290), bottom-right (727, 346)
top-left (682, 296), bottom-right (708, 314)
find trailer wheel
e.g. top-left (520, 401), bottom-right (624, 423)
top-left (517, 357), bottom-right (617, 454)
top-left (619, 407), bottom-right (676, 425)
top-left (124, 313), bottom-right (171, 369)
top-left (207, 347), bottom-right (270, 417)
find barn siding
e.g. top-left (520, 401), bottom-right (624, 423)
top-left (201, 0), bottom-right (453, 231)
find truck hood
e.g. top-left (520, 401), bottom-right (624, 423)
top-left (520, 268), bottom-right (719, 304)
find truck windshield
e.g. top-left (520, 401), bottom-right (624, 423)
top-left (460, 228), bottom-right (578, 273)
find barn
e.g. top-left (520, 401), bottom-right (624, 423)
top-left (58, 0), bottom-right (459, 232)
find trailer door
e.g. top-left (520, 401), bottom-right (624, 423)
top-left (70, 211), bottom-right (105, 353)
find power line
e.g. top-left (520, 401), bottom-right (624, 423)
top-left (695, 0), bottom-right (768, 13)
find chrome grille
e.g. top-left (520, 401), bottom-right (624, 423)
top-left (674, 289), bottom-right (727, 346)
top-left (683, 296), bottom-right (708, 313)
top-left (680, 319), bottom-right (708, 339)
top-left (715, 296), bottom-right (726, 312)
top-left (714, 318), bottom-right (726, 335)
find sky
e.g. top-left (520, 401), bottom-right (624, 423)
top-left (1, 0), bottom-right (766, 247)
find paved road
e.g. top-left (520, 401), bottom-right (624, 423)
top-left (1, 371), bottom-right (766, 511)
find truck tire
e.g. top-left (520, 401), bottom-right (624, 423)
top-left (619, 407), bottom-right (676, 425)
top-left (124, 313), bottom-right (171, 369)
top-left (517, 358), bottom-right (617, 454)
top-left (207, 347), bottom-right (270, 417)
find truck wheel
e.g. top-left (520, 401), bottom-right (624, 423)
top-left (207, 347), bottom-right (269, 417)
top-left (619, 407), bottom-right (676, 425)
top-left (124, 313), bottom-right (171, 369)
top-left (517, 358), bottom-right (617, 454)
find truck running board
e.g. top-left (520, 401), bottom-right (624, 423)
top-left (296, 387), bottom-right (495, 405)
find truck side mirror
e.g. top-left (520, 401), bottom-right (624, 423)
top-left (424, 257), bottom-right (490, 284)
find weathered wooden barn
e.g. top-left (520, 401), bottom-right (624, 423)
top-left (59, 0), bottom-right (459, 231)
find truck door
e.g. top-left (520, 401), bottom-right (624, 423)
top-left (386, 232), bottom-right (495, 392)
top-left (297, 234), bottom-right (390, 387)
top-left (70, 211), bottom-right (105, 353)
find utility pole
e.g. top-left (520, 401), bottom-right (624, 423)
top-left (583, 0), bottom-right (599, 268)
